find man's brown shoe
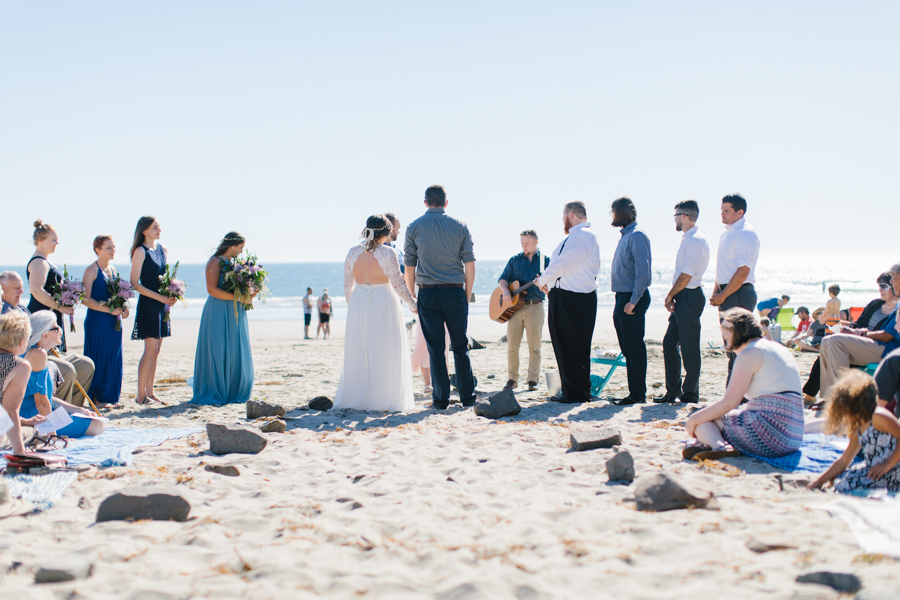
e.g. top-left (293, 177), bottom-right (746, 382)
top-left (503, 379), bottom-right (518, 390)
top-left (526, 381), bottom-right (538, 391)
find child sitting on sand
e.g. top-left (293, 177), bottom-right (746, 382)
top-left (809, 371), bottom-right (900, 493)
top-left (759, 317), bottom-right (774, 341)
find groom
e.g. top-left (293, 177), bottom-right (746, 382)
top-left (404, 185), bottom-right (477, 409)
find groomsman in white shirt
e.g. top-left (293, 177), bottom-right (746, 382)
top-left (536, 201), bottom-right (601, 403)
top-left (655, 201), bottom-right (709, 404)
top-left (709, 193), bottom-right (760, 379)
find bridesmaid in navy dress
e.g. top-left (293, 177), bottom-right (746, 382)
top-left (82, 235), bottom-right (129, 406)
top-left (129, 216), bottom-right (177, 406)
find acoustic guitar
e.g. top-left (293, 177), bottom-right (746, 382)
top-left (489, 280), bottom-right (540, 323)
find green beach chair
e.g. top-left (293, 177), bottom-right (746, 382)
top-left (775, 308), bottom-right (795, 332)
top-left (590, 353), bottom-right (627, 396)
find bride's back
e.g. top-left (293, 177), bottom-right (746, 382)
top-left (353, 247), bottom-right (391, 285)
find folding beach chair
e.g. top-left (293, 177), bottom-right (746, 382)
top-left (775, 308), bottom-right (795, 332)
top-left (849, 306), bottom-right (864, 322)
top-left (590, 353), bottom-right (627, 396)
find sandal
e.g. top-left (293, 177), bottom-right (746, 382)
top-left (692, 446), bottom-right (740, 461)
top-left (682, 444), bottom-right (711, 460)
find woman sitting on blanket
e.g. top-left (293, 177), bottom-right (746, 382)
top-left (684, 308), bottom-right (804, 460)
top-left (20, 312), bottom-right (104, 439)
top-left (809, 371), bottom-right (900, 493)
top-left (0, 312), bottom-right (46, 453)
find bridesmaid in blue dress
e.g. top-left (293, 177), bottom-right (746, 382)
top-left (192, 232), bottom-right (255, 405)
top-left (22, 312), bottom-right (104, 438)
top-left (82, 236), bottom-right (128, 406)
top-left (129, 216), bottom-right (177, 406)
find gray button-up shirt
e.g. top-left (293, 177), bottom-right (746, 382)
top-left (404, 208), bottom-right (475, 285)
top-left (611, 221), bottom-right (652, 305)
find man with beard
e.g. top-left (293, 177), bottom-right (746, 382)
top-left (535, 201), bottom-right (601, 404)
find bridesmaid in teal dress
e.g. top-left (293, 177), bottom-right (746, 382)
top-left (192, 232), bottom-right (255, 405)
top-left (82, 236), bottom-right (128, 405)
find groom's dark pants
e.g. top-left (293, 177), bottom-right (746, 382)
top-left (418, 285), bottom-right (476, 409)
top-left (548, 288), bottom-right (597, 402)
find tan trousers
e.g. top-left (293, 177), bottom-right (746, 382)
top-left (49, 353), bottom-right (95, 407)
top-left (819, 334), bottom-right (885, 399)
top-left (507, 302), bottom-right (545, 384)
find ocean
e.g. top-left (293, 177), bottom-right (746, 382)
top-left (3, 254), bottom-right (895, 322)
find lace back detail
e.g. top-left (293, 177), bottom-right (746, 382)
top-left (343, 245), bottom-right (415, 309)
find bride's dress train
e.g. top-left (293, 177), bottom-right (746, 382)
top-left (334, 244), bottom-right (417, 411)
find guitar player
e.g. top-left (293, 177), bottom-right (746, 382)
top-left (498, 229), bottom-right (550, 391)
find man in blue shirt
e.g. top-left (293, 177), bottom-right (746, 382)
top-left (498, 230), bottom-right (550, 391)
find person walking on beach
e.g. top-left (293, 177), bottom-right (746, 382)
top-left (536, 201), bottom-right (601, 404)
top-left (303, 287), bottom-right (314, 339)
top-left (709, 194), bottom-right (760, 381)
top-left (609, 197), bottom-right (652, 405)
top-left (317, 290), bottom-right (333, 339)
top-left (334, 215), bottom-right (417, 411)
top-left (656, 200), bottom-right (709, 405)
top-left (498, 229), bottom-right (549, 391)
top-left (404, 185), bottom-right (477, 410)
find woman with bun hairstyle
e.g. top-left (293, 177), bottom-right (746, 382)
top-left (82, 235), bottom-right (129, 406)
top-left (191, 232), bottom-right (255, 405)
top-left (130, 216), bottom-right (177, 406)
top-left (26, 219), bottom-right (95, 407)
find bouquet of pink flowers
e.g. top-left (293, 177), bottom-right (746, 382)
top-left (220, 253), bottom-right (270, 319)
top-left (51, 265), bottom-right (86, 332)
top-left (158, 261), bottom-right (187, 322)
top-left (103, 274), bottom-right (135, 331)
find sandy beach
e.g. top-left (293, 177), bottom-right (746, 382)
top-left (2, 308), bottom-right (899, 599)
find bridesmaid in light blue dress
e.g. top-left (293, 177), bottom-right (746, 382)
top-left (191, 232), bottom-right (254, 405)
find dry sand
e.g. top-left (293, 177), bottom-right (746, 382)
top-left (1, 308), bottom-right (898, 599)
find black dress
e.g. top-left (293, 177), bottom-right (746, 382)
top-left (26, 255), bottom-right (67, 352)
top-left (131, 244), bottom-right (171, 340)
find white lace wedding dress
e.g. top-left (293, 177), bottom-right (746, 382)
top-left (334, 244), bottom-right (417, 411)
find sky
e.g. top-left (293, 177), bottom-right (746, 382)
top-left (1, 1), bottom-right (898, 268)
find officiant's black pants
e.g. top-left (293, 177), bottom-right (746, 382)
top-left (548, 288), bottom-right (597, 402)
top-left (418, 286), bottom-right (476, 409)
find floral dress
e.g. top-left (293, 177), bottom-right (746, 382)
top-left (836, 424), bottom-right (900, 493)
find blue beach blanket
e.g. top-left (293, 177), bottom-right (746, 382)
top-left (3, 471), bottom-right (79, 511)
top-left (745, 433), bottom-right (860, 473)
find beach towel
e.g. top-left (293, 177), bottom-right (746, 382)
top-left (3, 471), bottom-right (78, 512)
top-left (745, 433), bottom-right (860, 473)
top-left (817, 495), bottom-right (900, 558)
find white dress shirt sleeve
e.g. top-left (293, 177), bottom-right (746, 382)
top-left (733, 230), bottom-right (760, 270)
top-left (538, 236), bottom-right (586, 288)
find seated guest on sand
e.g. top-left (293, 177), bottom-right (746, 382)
top-left (683, 308), bottom-right (804, 460)
top-left (809, 371), bottom-right (900, 493)
top-left (785, 306), bottom-right (812, 348)
top-left (191, 233), bottom-right (255, 405)
top-left (802, 273), bottom-right (898, 404)
top-left (794, 308), bottom-right (828, 353)
top-left (0, 312), bottom-right (45, 453)
top-left (757, 295), bottom-right (789, 320)
top-left (818, 264), bottom-right (900, 401)
top-left (22, 312), bottom-right (104, 438)
top-left (875, 348), bottom-right (900, 418)
top-left (825, 284), bottom-right (841, 319)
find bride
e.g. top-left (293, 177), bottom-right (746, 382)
top-left (334, 215), bottom-right (417, 411)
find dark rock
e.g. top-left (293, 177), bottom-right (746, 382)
top-left (500, 335), bottom-right (508, 343)
top-left (796, 571), bottom-right (862, 593)
top-left (260, 419), bottom-right (286, 433)
top-left (634, 472), bottom-right (714, 512)
top-left (34, 556), bottom-right (94, 583)
top-left (96, 486), bottom-right (190, 522)
top-left (469, 337), bottom-right (485, 350)
top-left (473, 389), bottom-right (521, 419)
top-left (204, 464), bottom-right (240, 477)
top-left (77, 496), bottom-right (92, 510)
top-left (309, 396), bottom-right (333, 411)
top-left (207, 423), bottom-right (267, 455)
top-left (570, 429), bottom-right (621, 451)
top-left (746, 537), bottom-right (795, 553)
top-left (246, 400), bottom-right (285, 419)
top-left (486, 374), bottom-right (496, 379)
top-left (606, 450), bottom-right (635, 482)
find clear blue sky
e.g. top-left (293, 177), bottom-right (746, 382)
top-left (1, 1), bottom-right (897, 267)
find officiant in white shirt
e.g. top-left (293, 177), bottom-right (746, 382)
top-left (536, 201), bottom-right (601, 404)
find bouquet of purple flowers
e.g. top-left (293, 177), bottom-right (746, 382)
top-left (103, 274), bottom-right (135, 331)
top-left (51, 265), bottom-right (85, 332)
top-left (158, 261), bottom-right (187, 322)
top-left (220, 253), bottom-right (270, 319)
